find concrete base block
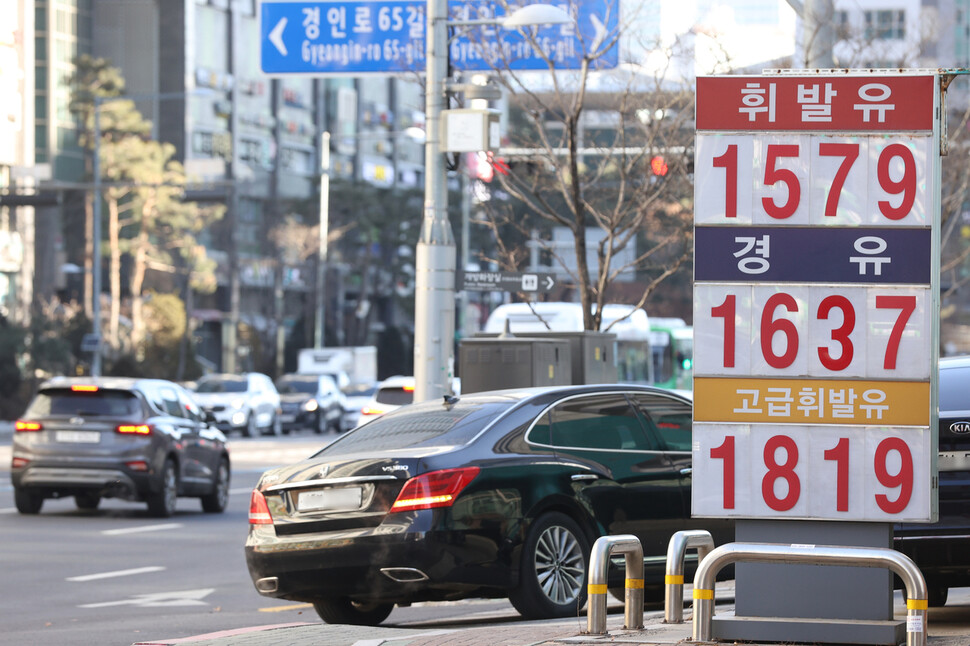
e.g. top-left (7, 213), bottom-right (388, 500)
top-left (712, 614), bottom-right (906, 645)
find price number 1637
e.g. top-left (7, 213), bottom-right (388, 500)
top-left (695, 285), bottom-right (929, 380)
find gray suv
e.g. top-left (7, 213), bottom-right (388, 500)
top-left (11, 377), bottom-right (230, 517)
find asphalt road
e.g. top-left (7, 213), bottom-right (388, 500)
top-left (0, 434), bottom-right (602, 646)
top-left (4, 432), bottom-right (970, 646)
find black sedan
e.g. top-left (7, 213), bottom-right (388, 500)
top-left (11, 376), bottom-right (230, 517)
top-left (245, 384), bottom-right (732, 625)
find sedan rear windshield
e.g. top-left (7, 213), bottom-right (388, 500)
top-left (317, 400), bottom-right (513, 454)
top-left (375, 387), bottom-right (414, 406)
top-left (26, 389), bottom-right (143, 417)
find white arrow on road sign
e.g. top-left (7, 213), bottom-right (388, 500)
top-left (79, 588), bottom-right (215, 608)
top-left (590, 14), bottom-right (608, 55)
top-left (543, 275), bottom-right (556, 291)
top-left (269, 18), bottom-right (288, 56)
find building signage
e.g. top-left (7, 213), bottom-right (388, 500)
top-left (691, 72), bottom-right (940, 523)
top-left (461, 270), bottom-right (556, 293)
top-left (259, 0), bottom-right (619, 75)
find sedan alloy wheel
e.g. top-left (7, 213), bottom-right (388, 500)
top-left (509, 512), bottom-right (589, 619)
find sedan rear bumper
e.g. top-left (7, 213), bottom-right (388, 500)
top-left (245, 519), bottom-right (512, 604)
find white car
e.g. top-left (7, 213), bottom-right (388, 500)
top-left (355, 376), bottom-right (415, 427)
top-left (192, 373), bottom-right (282, 437)
top-left (354, 376), bottom-right (461, 427)
top-left (339, 381), bottom-right (378, 431)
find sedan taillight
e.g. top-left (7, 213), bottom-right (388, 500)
top-left (390, 467), bottom-right (481, 513)
top-left (249, 490), bottom-right (273, 524)
top-left (14, 420), bottom-right (42, 432)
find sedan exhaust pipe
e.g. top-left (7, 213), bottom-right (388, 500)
top-left (255, 577), bottom-right (279, 593)
top-left (380, 567), bottom-right (429, 583)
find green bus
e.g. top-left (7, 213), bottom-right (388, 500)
top-left (649, 318), bottom-right (693, 391)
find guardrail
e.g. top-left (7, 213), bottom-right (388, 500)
top-left (586, 534), bottom-right (644, 634)
top-left (692, 542), bottom-right (928, 646)
top-left (664, 529), bottom-right (715, 623)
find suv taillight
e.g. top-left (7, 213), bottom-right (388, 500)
top-left (116, 424), bottom-right (152, 435)
top-left (390, 467), bottom-right (480, 513)
top-left (249, 490), bottom-right (273, 524)
top-left (14, 420), bottom-right (42, 432)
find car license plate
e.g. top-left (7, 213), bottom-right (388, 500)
top-left (55, 430), bottom-right (101, 444)
top-left (297, 487), bottom-right (362, 512)
top-left (281, 414), bottom-right (296, 423)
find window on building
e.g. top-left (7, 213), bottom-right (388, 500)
top-left (864, 10), bottom-right (905, 40)
top-left (835, 10), bottom-right (851, 40)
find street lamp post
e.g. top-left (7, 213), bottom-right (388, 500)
top-left (315, 131), bottom-right (330, 349)
top-left (90, 90), bottom-right (206, 376)
top-left (413, 2), bottom-right (572, 402)
top-left (414, 0), bottom-right (454, 403)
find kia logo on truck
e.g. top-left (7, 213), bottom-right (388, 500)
top-left (949, 421), bottom-right (970, 434)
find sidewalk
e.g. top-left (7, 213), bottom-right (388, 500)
top-left (132, 611), bottom-right (700, 646)
top-left (131, 612), bottom-right (970, 646)
top-left (129, 611), bottom-right (970, 646)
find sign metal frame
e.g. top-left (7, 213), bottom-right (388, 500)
top-left (691, 70), bottom-right (942, 524)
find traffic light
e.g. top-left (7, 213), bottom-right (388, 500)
top-left (650, 155), bottom-right (668, 176)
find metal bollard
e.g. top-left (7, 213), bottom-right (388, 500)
top-left (586, 534), bottom-right (644, 634)
top-left (663, 529), bottom-right (715, 623)
top-left (691, 543), bottom-right (928, 646)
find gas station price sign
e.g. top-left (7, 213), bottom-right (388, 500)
top-left (691, 72), bottom-right (941, 523)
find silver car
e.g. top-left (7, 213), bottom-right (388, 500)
top-left (192, 373), bottom-right (282, 437)
top-left (10, 377), bottom-right (230, 517)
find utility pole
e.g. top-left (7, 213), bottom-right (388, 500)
top-left (413, 0), bottom-right (456, 403)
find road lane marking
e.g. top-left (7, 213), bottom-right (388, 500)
top-left (79, 588), bottom-right (214, 608)
top-left (67, 566), bottom-right (166, 582)
top-left (0, 507), bottom-right (17, 514)
top-left (259, 603), bottom-right (312, 612)
top-left (102, 523), bottom-right (182, 536)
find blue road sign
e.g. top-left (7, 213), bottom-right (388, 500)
top-left (260, 0), bottom-right (619, 75)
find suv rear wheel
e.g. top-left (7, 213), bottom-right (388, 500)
top-left (147, 458), bottom-right (178, 517)
top-left (14, 487), bottom-right (44, 514)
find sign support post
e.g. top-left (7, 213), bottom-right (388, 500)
top-left (692, 70), bottom-right (945, 644)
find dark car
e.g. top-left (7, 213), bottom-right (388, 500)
top-left (275, 374), bottom-right (345, 434)
top-left (895, 355), bottom-right (970, 607)
top-left (11, 377), bottom-right (230, 517)
top-left (245, 384), bottom-right (732, 625)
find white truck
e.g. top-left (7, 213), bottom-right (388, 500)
top-left (297, 346), bottom-right (378, 386)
